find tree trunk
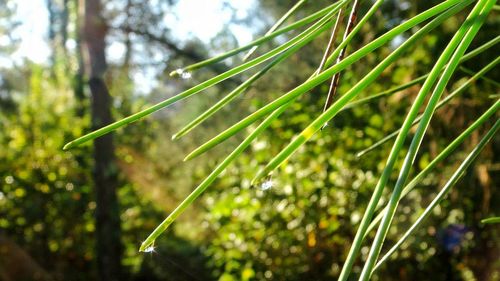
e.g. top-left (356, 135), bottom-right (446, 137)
top-left (74, 0), bottom-right (85, 117)
top-left (82, 0), bottom-right (122, 280)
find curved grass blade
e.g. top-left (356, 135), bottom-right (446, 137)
top-left (63, 4), bottom-right (343, 150)
top-left (360, 2), bottom-right (495, 278)
top-left (373, 118), bottom-right (500, 271)
top-left (357, 55), bottom-right (500, 158)
top-left (171, 1), bottom-right (344, 76)
top-left (139, 103), bottom-right (290, 252)
top-left (242, 0), bottom-right (308, 62)
top-left (364, 99), bottom-right (500, 238)
top-left (481, 217), bottom-right (500, 224)
top-left (185, 0), bottom-right (465, 161)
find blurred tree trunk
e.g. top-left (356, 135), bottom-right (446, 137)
top-left (82, 0), bottom-right (122, 280)
top-left (45, 0), bottom-right (70, 71)
top-left (45, 0), bottom-right (56, 67)
top-left (74, 0), bottom-right (85, 117)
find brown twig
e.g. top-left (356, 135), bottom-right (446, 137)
top-left (322, 0), bottom-right (360, 116)
top-left (317, 9), bottom-right (345, 73)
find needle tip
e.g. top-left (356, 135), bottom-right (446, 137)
top-left (139, 242), bottom-right (149, 252)
top-left (183, 152), bottom-right (196, 162)
top-left (355, 151), bottom-right (364, 158)
top-left (251, 169), bottom-right (266, 185)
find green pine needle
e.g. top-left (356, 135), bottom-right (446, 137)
top-left (481, 217), bottom-right (500, 224)
top-left (373, 118), bottom-right (500, 272)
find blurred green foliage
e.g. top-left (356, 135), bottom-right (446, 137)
top-left (0, 0), bottom-right (499, 280)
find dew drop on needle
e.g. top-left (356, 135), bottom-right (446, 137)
top-left (180, 72), bottom-right (192, 80)
top-left (141, 241), bottom-right (156, 253)
top-left (260, 179), bottom-right (273, 191)
top-left (143, 245), bottom-right (155, 253)
top-left (174, 69), bottom-right (192, 80)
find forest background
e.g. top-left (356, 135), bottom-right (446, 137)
top-left (0, 0), bottom-right (499, 280)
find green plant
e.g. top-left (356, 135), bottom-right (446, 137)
top-left (481, 217), bottom-right (500, 224)
top-left (64, 0), bottom-right (498, 279)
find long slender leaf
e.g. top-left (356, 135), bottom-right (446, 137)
top-left (172, 1), bottom-right (353, 140)
top-left (364, 99), bottom-right (500, 238)
top-left (251, 0), bottom-right (472, 183)
top-left (171, 1), bottom-right (343, 76)
top-left (180, 0), bottom-right (383, 149)
top-left (342, 75), bottom-right (427, 110)
top-left (344, 2), bottom-right (479, 280)
top-left (458, 34), bottom-right (500, 60)
top-left (242, 0), bottom-right (308, 62)
top-left (481, 217), bottom-right (500, 224)
top-left (344, 35), bottom-right (500, 112)
top-left (373, 118), bottom-right (500, 272)
top-left (139, 0), bottom-right (384, 251)
top-left (459, 66), bottom-right (500, 87)
top-left (360, 2), bottom-right (494, 278)
top-left (63, 2), bottom-right (344, 150)
top-left (139, 103), bottom-right (290, 252)
top-left (357, 55), bottom-right (500, 157)
top-left (185, 0), bottom-right (466, 161)
top-left (171, 13), bottom-right (336, 140)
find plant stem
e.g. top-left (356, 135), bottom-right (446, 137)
top-left (317, 8), bottom-right (344, 73)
